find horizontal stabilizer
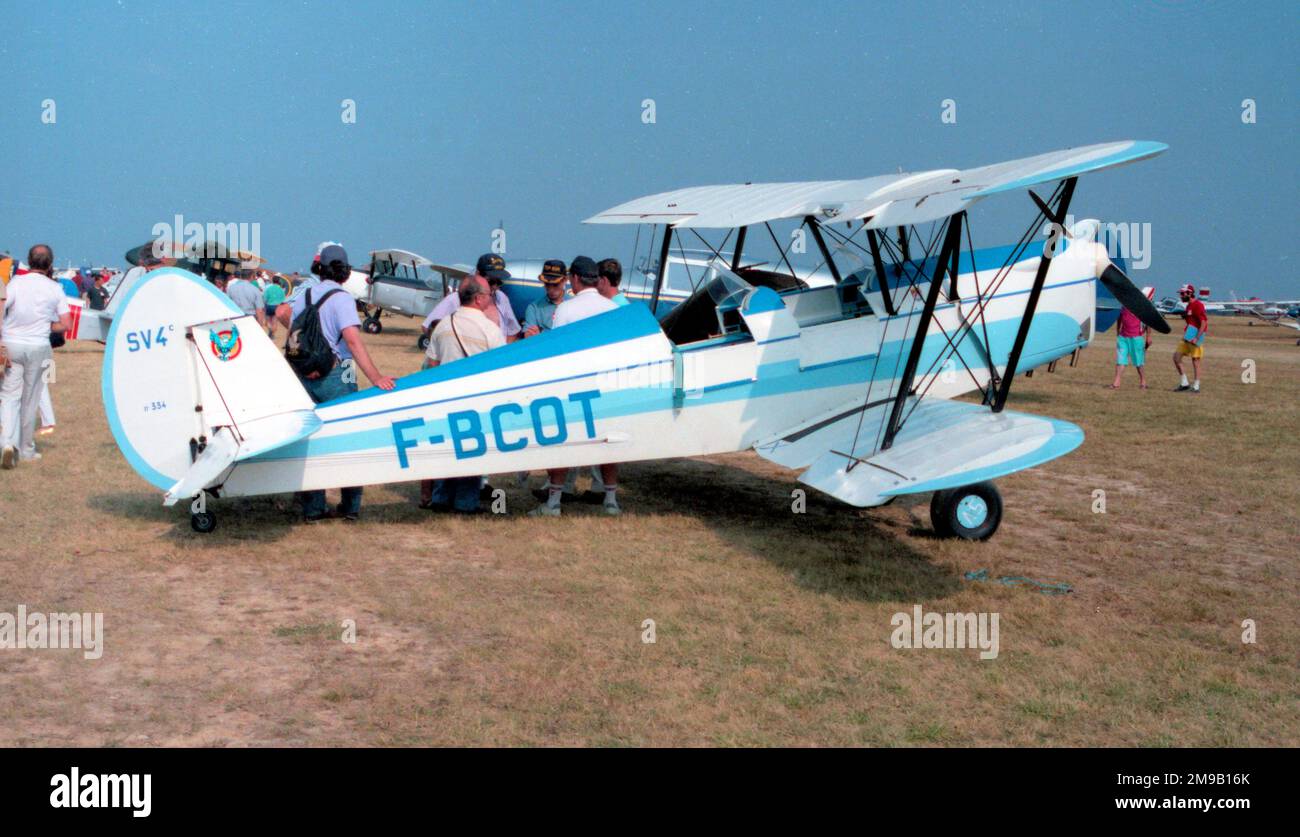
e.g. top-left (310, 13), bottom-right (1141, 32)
top-left (163, 429), bottom-right (240, 506)
top-left (790, 399), bottom-right (1083, 507)
top-left (162, 410), bottom-right (321, 505)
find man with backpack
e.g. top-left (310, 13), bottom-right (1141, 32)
top-left (278, 243), bottom-right (395, 522)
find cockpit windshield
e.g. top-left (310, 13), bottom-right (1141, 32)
top-left (660, 267), bottom-right (756, 345)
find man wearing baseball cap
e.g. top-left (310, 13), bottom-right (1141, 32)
top-left (531, 256), bottom-right (621, 517)
top-left (1173, 283), bottom-right (1207, 393)
top-left (521, 259), bottom-right (570, 336)
top-left (422, 253), bottom-right (521, 342)
top-left (278, 243), bottom-right (396, 521)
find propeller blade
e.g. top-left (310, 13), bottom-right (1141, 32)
top-left (1100, 264), bottom-right (1171, 333)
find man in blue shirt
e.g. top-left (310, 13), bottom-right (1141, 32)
top-left (521, 259), bottom-right (569, 336)
top-left (278, 244), bottom-right (395, 522)
top-left (597, 258), bottom-right (630, 307)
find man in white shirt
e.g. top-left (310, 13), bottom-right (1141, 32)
top-left (422, 254), bottom-right (521, 342)
top-left (427, 277), bottom-right (505, 367)
top-left (1, 244), bottom-right (72, 468)
top-left (419, 278), bottom-right (504, 513)
top-left (531, 256), bottom-right (621, 517)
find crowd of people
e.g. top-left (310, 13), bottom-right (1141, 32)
top-left (259, 246), bottom-right (631, 522)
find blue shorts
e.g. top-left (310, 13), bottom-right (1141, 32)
top-left (265, 305), bottom-right (279, 319)
top-left (1116, 335), bottom-right (1146, 367)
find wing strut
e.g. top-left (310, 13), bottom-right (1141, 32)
top-left (865, 227), bottom-right (896, 316)
top-left (805, 217), bottom-right (842, 283)
top-left (881, 212), bottom-right (965, 451)
top-left (990, 177), bottom-right (1078, 412)
top-left (731, 225), bottom-right (747, 271)
top-left (650, 224), bottom-right (673, 316)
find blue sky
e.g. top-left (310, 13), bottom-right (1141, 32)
top-left (2, 0), bottom-right (1295, 298)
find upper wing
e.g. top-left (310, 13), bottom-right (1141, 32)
top-left (585, 140), bottom-right (1167, 230)
top-left (370, 248), bottom-right (435, 267)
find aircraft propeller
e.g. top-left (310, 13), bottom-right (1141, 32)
top-left (1098, 262), bottom-right (1170, 333)
top-left (1062, 218), bottom-right (1171, 334)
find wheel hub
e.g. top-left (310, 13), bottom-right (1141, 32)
top-left (955, 494), bottom-right (989, 528)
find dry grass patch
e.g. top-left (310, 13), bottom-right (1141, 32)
top-left (0, 317), bottom-right (1295, 745)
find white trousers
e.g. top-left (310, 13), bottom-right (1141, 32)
top-left (39, 382), bottom-right (55, 427)
top-left (0, 341), bottom-right (53, 457)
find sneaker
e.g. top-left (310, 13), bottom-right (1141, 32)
top-left (531, 488), bottom-right (577, 504)
top-left (335, 505), bottom-right (360, 522)
top-left (602, 501), bottom-right (622, 516)
top-left (528, 504), bottom-right (561, 517)
top-left (19, 451), bottom-right (41, 462)
top-left (1174, 384), bottom-right (1191, 392)
top-left (303, 509), bottom-right (337, 523)
top-left (0, 447), bottom-right (15, 470)
top-left (1189, 388), bottom-right (1200, 395)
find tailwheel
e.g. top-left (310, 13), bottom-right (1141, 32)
top-left (417, 333), bottom-right (430, 351)
top-left (930, 481), bottom-right (1002, 541)
top-left (190, 491), bottom-right (217, 534)
top-left (190, 511), bottom-right (217, 534)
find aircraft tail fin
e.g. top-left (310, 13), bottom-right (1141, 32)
top-left (102, 267), bottom-right (319, 497)
top-left (65, 298), bottom-right (111, 342)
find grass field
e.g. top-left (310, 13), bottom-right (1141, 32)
top-left (0, 315), bottom-right (1296, 747)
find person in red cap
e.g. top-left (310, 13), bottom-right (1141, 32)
top-left (1172, 283), bottom-right (1207, 393)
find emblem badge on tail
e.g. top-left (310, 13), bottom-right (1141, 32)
top-left (209, 325), bottom-right (242, 361)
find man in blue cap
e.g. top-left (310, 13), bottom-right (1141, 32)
top-left (531, 256), bottom-right (621, 517)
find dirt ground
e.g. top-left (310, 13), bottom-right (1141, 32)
top-left (0, 314), bottom-right (1295, 746)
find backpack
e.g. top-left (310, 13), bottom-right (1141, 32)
top-left (284, 287), bottom-right (344, 379)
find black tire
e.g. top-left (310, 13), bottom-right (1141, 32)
top-left (929, 490), bottom-right (955, 538)
top-left (190, 511), bottom-right (217, 534)
top-left (931, 481), bottom-right (1002, 541)
top-left (417, 333), bottom-right (430, 351)
top-left (363, 318), bottom-right (382, 335)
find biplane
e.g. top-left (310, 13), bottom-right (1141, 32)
top-left (62, 240), bottom-right (266, 343)
top-left (353, 249), bottom-right (464, 345)
top-left (101, 140), bottom-right (1169, 537)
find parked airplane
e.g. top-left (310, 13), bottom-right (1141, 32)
top-left (100, 140), bottom-right (1168, 540)
top-left (353, 249), bottom-right (463, 346)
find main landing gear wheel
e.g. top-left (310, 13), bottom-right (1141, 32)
top-left (363, 317), bottom-right (382, 334)
top-left (930, 481), bottom-right (1002, 541)
top-left (417, 333), bottom-right (430, 351)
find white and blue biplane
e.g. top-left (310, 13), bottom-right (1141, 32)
top-left (101, 140), bottom-right (1169, 537)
